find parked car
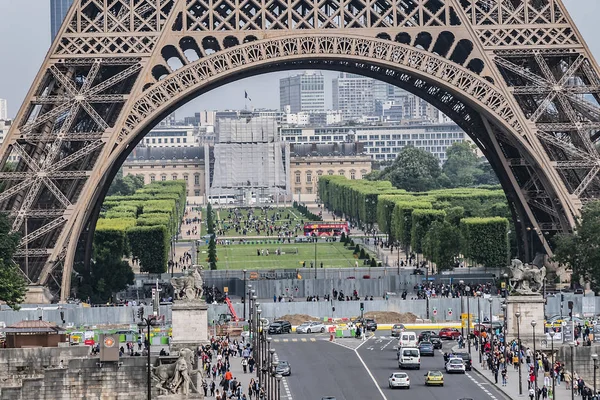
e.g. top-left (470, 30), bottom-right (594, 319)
top-left (445, 358), bottom-right (466, 374)
top-left (424, 370), bottom-right (444, 386)
top-left (391, 324), bottom-right (406, 337)
top-left (276, 360), bottom-right (291, 376)
top-left (268, 320), bottom-right (292, 334)
top-left (448, 352), bottom-right (472, 371)
top-left (418, 341), bottom-right (435, 357)
top-left (438, 328), bottom-right (461, 340)
top-left (296, 321), bottom-right (326, 334)
top-left (388, 372), bottom-right (410, 389)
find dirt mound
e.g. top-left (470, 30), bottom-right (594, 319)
top-left (279, 314), bottom-right (321, 325)
top-left (364, 311), bottom-right (418, 324)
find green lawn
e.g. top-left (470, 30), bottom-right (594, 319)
top-left (211, 207), bottom-right (308, 237)
top-left (198, 242), bottom-right (375, 270)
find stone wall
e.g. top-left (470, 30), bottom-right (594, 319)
top-left (0, 354), bottom-right (150, 400)
top-left (558, 344), bottom-right (600, 391)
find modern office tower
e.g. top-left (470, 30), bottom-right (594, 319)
top-left (50, 0), bottom-right (74, 41)
top-left (279, 71), bottom-right (325, 114)
top-left (0, 99), bottom-right (7, 121)
top-left (332, 73), bottom-right (375, 121)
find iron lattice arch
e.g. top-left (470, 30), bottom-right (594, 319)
top-left (1, 0), bottom-right (600, 301)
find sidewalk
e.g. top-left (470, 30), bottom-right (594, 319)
top-left (456, 344), bottom-right (571, 399)
top-left (202, 346), bottom-right (257, 399)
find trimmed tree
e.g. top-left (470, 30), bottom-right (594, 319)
top-left (207, 235), bottom-right (218, 270)
top-left (127, 225), bottom-right (169, 273)
top-left (460, 217), bottom-right (509, 268)
top-left (410, 209), bottom-right (446, 254)
top-left (422, 221), bottom-right (461, 271)
top-left (0, 213), bottom-right (27, 309)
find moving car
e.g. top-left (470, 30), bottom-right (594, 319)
top-left (296, 321), bottom-right (326, 334)
top-left (418, 330), bottom-right (438, 342)
top-left (398, 331), bottom-right (418, 348)
top-left (276, 360), bottom-right (291, 376)
top-left (268, 320), bottom-right (292, 334)
top-left (445, 358), bottom-right (466, 374)
top-left (429, 335), bottom-right (443, 349)
top-left (424, 370), bottom-right (444, 386)
top-left (398, 347), bottom-right (421, 370)
top-left (364, 318), bottom-right (378, 331)
top-left (391, 324), bottom-right (406, 337)
top-left (438, 328), bottom-right (461, 340)
top-left (418, 341), bottom-right (435, 357)
top-left (388, 372), bottom-right (410, 389)
top-left (448, 352), bottom-right (472, 371)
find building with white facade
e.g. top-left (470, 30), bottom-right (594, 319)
top-left (283, 110), bottom-right (343, 126)
top-left (0, 99), bottom-right (7, 121)
top-left (141, 125), bottom-right (196, 147)
top-left (332, 73), bottom-right (375, 121)
top-left (280, 122), bottom-right (472, 162)
top-left (280, 72), bottom-right (325, 114)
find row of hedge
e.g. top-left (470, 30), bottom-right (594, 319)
top-left (94, 181), bottom-right (187, 273)
top-left (318, 176), bottom-right (510, 268)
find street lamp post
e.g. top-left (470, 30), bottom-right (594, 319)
top-left (271, 357), bottom-right (278, 400)
top-left (137, 316), bottom-right (157, 400)
top-left (276, 374), bottom-right (282, 400)
top-left (549, 331), bottom-right (556, 399)
top-left (501, 303), bottom-right (507, 345)
top-left (592, 354), bottom-right (598, 397)
top-left (266, 337), bottom-right (272, 396)
top-left (516, 311), bottom-right (523, 396)
top-left (488, 298), bottom-right (494, 354)
top-left (476, 291), bottom-right (482, 364)
top-left (243, 269), bottom-right (247, 320)
top-left (503, 273), bottom-right (508, 297)
top-left (314, 233), bottom-right (318, 279)
top-left (531, 320), bottom-right (538, 394)
top-left (460, 280), bottom-right (465, 337)
top-left (465, 285), bottom-right (471, 354)
top-left (570, 341), bottom-right (575, 400)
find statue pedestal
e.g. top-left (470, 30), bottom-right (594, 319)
top-left (506, 295), bottom-right (546, 344)
top-left (171, 301), bottom-right (209, 349)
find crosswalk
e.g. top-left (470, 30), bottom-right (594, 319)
top-left (271, 338), bottom-right (318, 343)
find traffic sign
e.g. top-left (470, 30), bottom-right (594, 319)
top-left (224, 287), bottom-right (229, 293)
top-left (433, 307), bottom-right (438, 316)
top-left (448, 308), bottom-right (453, 316)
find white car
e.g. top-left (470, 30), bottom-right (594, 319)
top-left (296, 321), bottom-right (326, 334)
top-left (446, 358), bottom-right (466, 374)
top-left (388, 372), bottom-right (410, 389)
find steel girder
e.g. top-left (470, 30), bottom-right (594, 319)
top-left (1, 0), bottom-right (600, 301)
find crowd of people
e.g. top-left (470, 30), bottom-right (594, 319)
top-left (214, 208), bottom-right (303, 238)
top-left (197, 335), bottom-right (267, 400)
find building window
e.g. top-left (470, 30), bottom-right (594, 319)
top-left (194, 174), bottom-right (200, 185)
top-left (328, 170), bottom-right (334, 175)
top-left (161, 175), bottom-right (166, 181)
top-left (183, 138), bottom-right (187, 143)
top-left (307, 187), bottom-right (313, 194)
top-left (350, 171), bottom-right (356, 180)
top-left (150, 175), bottom-right (155, 182)
top-left (172, 174), bottom-right (178, 180)
top-left (306, 172), bottom-right (312, 184)
top-left (194, 190), bottom-right (201, 196)
top-left (295, 172), bottom-right (301, 184)
top-left (294, 188), bottom-right (301, 194)
top-left (170, 138), bottom-right (174, 143)
top-left (158, 138), bottom-right (162, 143)
top-left (338, 170), bottom-right (345, 176)
top-left (184, 175), bottom-right (189, 181)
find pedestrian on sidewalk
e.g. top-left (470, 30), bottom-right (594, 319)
top-left (493, 364), bottom-right (499, 384)
top-left (529, 387), bottom-right (535, 400)
top-left (501, 368), bottom-right (507, 386)
top-left (242, 357), bottom-right (248, 373)
top-left (565, 370), bottom-right (572, 390)
top-left (542, 386), bottom-right (548, 400)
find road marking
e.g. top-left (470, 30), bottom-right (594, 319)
top-left (354, 338), bottom-right (388, 400)
top-left (283, 339), bottom-right (289, 342)
top-left (310, 338), bottom-right (316, 342)
top-left (273, 353), bottom-right (293, 400)
top-left (466, 372), bottom-right (498, 400)
top-left (380, 339), bottom-right (393, 351)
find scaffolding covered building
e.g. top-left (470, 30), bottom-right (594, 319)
top-left (205, 117), bottom-right (290, 204)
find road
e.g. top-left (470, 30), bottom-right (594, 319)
top-left (270, 329), bottom-right (510, 400)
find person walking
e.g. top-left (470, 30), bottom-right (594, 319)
top-left (242, 357), bottom-right (248, 373)
top-left (529, 387), bottom-right (535, 400)
top-left (501, 368), bottom-right (508, 386)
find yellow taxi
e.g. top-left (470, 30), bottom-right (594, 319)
top-left (424, 370), bottom-right (444, 386)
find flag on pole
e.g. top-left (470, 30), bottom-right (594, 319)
top-left (245, 91), bottom-right (252, 101)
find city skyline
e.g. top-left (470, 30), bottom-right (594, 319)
top-left (0, 0), bottom-right (599, 119)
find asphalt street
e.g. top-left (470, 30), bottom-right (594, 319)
top-left (270, 329), bottom-right (511, 400)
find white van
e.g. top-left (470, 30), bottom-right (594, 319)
top-left (398, 347), bottom-right (421, 369)
top-left (398, 331), bottom-right (418, 348)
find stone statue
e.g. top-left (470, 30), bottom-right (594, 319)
top-left (507, 259), bottom-right (546, 295)
top-left (171, 265), bottom-right (204, 300)
top-left (151, 348), bottom-right (203, 396)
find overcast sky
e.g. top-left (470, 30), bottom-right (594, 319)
top-left (0, 0), bottom-right (599, 119)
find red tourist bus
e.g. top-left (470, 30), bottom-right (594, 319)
top-left (303, 221), bottom-right (350, 237)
